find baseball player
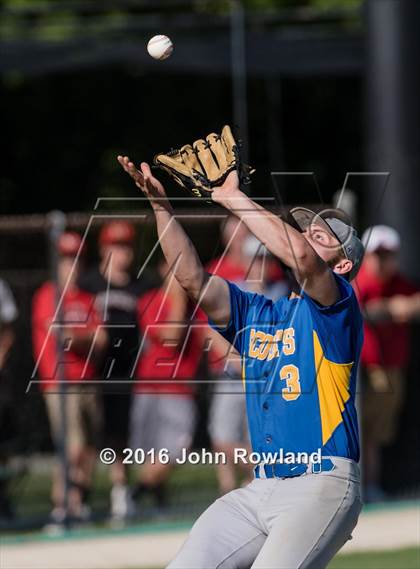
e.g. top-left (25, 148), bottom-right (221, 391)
top-left (355, 225), bottom-right (420, 502)
top-left (206, 217), bottom-right (253, 495)
top-left (118, 126), bottom-right (365, 568)
top-left (79, 221), bottom-right (155, 521)
top-left (130, 258), bottom-right (202, 508)
top-left (32, 232), bottom-right (107, 526)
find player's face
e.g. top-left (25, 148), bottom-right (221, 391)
top-left (302, 225), bottom-right (341, 263)
top-left (366, 249), bottom-right (398, 279)
top-left (58, 257), bottom-right (79, 289)
top-left (101, 244), bottom-right (134, 271)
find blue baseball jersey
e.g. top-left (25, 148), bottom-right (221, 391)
top-left (210, 273), bottom-right (364, 462)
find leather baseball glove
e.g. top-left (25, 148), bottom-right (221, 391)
top-left (153, 125), bottom-right (254, 201)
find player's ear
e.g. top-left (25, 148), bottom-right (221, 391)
top-left (333, 258), bottom-right (353, 276)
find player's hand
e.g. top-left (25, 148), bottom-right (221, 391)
top-left (117, 156), bottom-right (168, 203)
top-left (211, 171), bottom-right (243, 205)
top-left (367, 366), bottom-right (389, 393)
top-left (387, 295), bottom-right (413, 323)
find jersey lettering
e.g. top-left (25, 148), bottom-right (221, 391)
top-left (248, 327), bottom-right (295, 360)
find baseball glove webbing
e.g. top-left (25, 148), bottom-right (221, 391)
top-left (154, 125), bottom-right (254, 201)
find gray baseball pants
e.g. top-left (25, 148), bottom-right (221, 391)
top-left (167, 457), bottom-right (362, 569)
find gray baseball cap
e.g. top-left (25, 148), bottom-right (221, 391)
top-left (289, 207), bottom-right (365, 281)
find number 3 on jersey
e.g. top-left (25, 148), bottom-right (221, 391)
top-left (280, 364), bottom-right (301, 401)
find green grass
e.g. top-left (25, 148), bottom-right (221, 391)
top-left (130, 548), bottom-right (420, 569)
top-left (5, 466), bottom-right (420, 569)
top-left (7, 461), bottom-right (220, 521)
top-left (328, 547), bottom-right (420, 569)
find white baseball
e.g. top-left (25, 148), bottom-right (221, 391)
top-left (147, 35), bottom-right (173, 60)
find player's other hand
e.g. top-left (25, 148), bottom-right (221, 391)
top-left (367, 365), bottom-right (389, 393)
top-left (211, 171), bottom-right (243, 205)
top-left (387, 294), bottom-right (413, 323)
top-left (117, 156), bottom-right (168, 202)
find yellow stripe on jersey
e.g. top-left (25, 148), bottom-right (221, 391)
top-left (313, 331), bottom-right (353, 446)
top-left (242, 357), bottom-right (246, 391)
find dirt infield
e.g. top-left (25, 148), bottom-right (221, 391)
top-left (1, 502), bottom-right (419, 569)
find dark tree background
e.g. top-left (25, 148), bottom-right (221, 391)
top-left (1, 70), bottom-right (363, 214)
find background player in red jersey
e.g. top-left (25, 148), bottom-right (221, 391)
top-left (355, 225), bottom-right (420, 502)
top-left (205, 217), bottom-right (251, 494)
top-left (79, 221), bottom-right (155, 521)
top-left (130, 258), bottom-right (203, 508)
top-left (32, 232), bottom-right (107, 527)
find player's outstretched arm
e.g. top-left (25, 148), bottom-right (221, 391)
top-left (212, 172), bottom-right (339, 306)
top-left (117, 157), bottom-right (231, 326)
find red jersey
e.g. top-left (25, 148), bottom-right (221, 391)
top-left (135, 288), bottom-right (202, 396)
top-left (207, 254), bottom-right (284, 285)
top-left (206, 256), bottom-right (247, 284)
top-left (354, 265), bottom-right (418, 367)
top-left (32, 282), bottom-right (101, 390)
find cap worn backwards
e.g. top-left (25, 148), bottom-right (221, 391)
top-left (289, 207), bottom-right (365, 281)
